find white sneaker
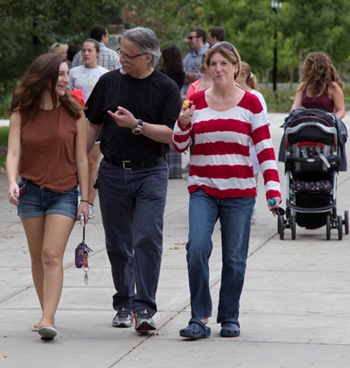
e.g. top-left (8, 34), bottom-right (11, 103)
top-left (89, 204), bottom-right (95, 219)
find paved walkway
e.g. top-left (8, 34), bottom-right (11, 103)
top-left (1, 113), bottom-right (350, 368)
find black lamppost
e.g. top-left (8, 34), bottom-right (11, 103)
top-left (271, 1), bottom-right (282, 96)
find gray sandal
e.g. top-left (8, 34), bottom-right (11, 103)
top-left (180, 318), bottom-right (211, 339)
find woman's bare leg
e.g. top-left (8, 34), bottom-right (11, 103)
top-left (22, 217), bottom-right (46, 314)
top-left (40, 214), bottom-right (75, 325)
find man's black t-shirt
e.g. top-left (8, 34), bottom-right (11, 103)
top-left (85, 69), bottom-right (182, 162)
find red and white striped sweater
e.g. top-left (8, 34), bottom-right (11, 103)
top-left (172, 90), bottom-right (281, 199)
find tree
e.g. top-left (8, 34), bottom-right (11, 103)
top-left (0, 0), bottom-right (122, 98)
top-left (119, 0), bottom-right (204, 51)
top-left (279, 0), bottom-right (350, 81)
top-left (198, 0), bottom-right (277, 81)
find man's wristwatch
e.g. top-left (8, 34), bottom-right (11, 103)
top-left (132, 119), bottom-right (143, 135)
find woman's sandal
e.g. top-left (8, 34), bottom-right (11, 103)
top-left (32, 320), bottom-right (55, 332)
top-left (179, 318), bottom-right (211, 339)
top-left (31, 322), bottom-right (43, 332)
top-left (38, 324), bottom-right (57, 340)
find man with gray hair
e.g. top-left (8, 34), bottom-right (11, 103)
top-left (85, 27), bottom-right (182, 332)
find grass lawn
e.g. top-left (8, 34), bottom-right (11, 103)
top-left (0, 126), bottom-right (9, 145)
top-left (0, 126), bottom-right (9, 169)
top-left (0, 155), bottom-right (5, 169)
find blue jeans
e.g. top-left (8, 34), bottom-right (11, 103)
top-left (186, 189), bottom-right (255, 324)
top-left (98, 159), bottom-right (168, 315)
top-left (17, 178), bottom-right (78, 220)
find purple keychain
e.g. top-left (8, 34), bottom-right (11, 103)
top-left (75, 214), bottom-right (93, 284)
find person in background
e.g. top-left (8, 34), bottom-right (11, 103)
top-left (49, 42), bottom-right (68, 59)
top-left (183, 51), bottom-right (213, 175)
top-left (291, 51), bottom-right (345, 120)
top-left (72, 25), bottom-right (120, 71)
top-left (173, 42), bottom-right (281, 339)
top-left (160, 45), bottom-right (185, 90)
top-left (85, 27), bottom-right (182, 333)
top-left (68, 39), bottom-right (109, 218)
top-left (160, 45), bottom-right (185, 179)
top-left (6, 53), bottom-right (89, 340)
top-left (183, 27), bottom-right (209, 94)
top-left (235, 61), bottom-right (271, 224)
top-left (207, 27), bottom-right (226, 47)
top-left (186, 51), bottom-right (213, 99)
top-left (67, 44), bottom-right (82, 67)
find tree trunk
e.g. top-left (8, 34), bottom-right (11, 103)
top-left (298, 48), bottom-right (303, 82)
top-left (290, 61), bottom-right (294, 90)
top-left (266, 68), bottom-right (269, 92)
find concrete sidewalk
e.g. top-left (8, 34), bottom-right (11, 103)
top-left (1, 113), bottom-right (350, 368)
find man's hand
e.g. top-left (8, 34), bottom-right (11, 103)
top-left (107, 106), bottom-right (138, 129)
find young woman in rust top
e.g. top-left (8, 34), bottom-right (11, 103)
top-left (6, 53), bottom-right (89, 340)
top-left (291, 52), bottom-right (345, 119)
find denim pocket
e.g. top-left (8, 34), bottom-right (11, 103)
top-left (18, 178), bottom-right (28, 190)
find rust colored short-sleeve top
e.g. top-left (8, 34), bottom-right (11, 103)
top-left (19, 105), bottom-right (78, 192)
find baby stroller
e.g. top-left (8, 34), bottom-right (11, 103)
top-left (278, 107), bottom-right (348, 240)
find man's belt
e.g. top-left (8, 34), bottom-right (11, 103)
top-left (104, 156), bottom-right (165, 170)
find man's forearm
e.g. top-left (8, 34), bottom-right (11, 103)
top-left (184, 71), bottom-right (197, 84)
top-left (141, 123), bottom-right (173, 145)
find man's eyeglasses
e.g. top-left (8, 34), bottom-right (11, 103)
top-left (187, 36), bottom-right (199, 41)
top-left (117, 49), bottom-right (146, 62)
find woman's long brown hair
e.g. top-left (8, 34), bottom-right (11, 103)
top-left (7, 53), bottom-right (83, 119)
top-left (303, 52), bottom-right (343, 97)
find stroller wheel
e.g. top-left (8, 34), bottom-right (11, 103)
top-left (290, 215), bottom-right (296, 240)
top-left (337, 215), bottom-right (343, 241)
top-left (326, 215), bottom-right (331, 241)
top-left (344, 211), bottom-right (349, 235)
top-left (278, 214), bottom-right (284, 240)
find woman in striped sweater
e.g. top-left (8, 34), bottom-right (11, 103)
top-left (173, 42), bottom-right (281, 339)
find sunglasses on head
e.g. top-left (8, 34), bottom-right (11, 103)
top-left (210, 42), bottom-right (238, 60)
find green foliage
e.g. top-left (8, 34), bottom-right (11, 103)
top-left (199, 0), bottom-right (274, 77)
top-left (260, 87), bottom-right (297, 113)
top-left (0, 127), bottom-right (9, 169)
top-left (0, 127), bottom-right (9, 146)
top-left (199, 0), bottom-right (350, 83)
top-left (0, 0), bottom-right (123, 100)
top-left (119, 0), bottom-right (204, 52)
top-left (0, 0), bottom-right (350, 101)
top-left (0, 86), bottom-right (16, 117)
top-left (280, 0), bottom-right (350, 65)
top-left (343, 85), bottom-right (350, 104)
top-left (0, 155), bottom-right (6, 169)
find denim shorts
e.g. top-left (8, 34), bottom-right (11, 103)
top-left (17, 178), bottom-right (78, 220)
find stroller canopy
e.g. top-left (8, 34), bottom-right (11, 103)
top-left (278, 107), bottom-right (348, 171)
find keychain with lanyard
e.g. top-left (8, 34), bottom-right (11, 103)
top-left (76, 214), bottom-right (93, 284)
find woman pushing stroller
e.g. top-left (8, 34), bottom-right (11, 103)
top-left (291, 51), bottom-right (345, 119)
